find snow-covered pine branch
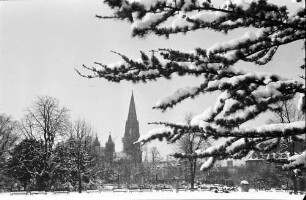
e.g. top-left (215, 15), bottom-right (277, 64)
top-left (81, 0), bottom-right (305, 82)
top-left (283, 151), bottom-right (306, 170)
top-left (98, 0), bottom-right (305, 37)
top-left (80, 0), bottom-right (306, 170)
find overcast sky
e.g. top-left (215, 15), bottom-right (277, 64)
top-left (0, 0), bottom-right (304, 157)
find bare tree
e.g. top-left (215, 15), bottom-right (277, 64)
top-left (0, 114), bottom-right (18, 168)
top-left (68, 118), bottom-right (95, 193)
top-left (268, 99), bottom-right (305, 156)
top-left (19, 96), bottom-right (70, 190)
top-left (21, 96), bottom-right (70, 152)
top-left (175, 113), bottom-right (209, 189)
top-left (270, 100), bottom-right (305, 123)
top-left (267, 99), bottom-right (305, 193)
top-left (143, 144), bottom-right (149, 163)
top-left (150, 147), bottom-right (161, 165)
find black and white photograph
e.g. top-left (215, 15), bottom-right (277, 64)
top-left (0, 0), bottom-right (305, 199)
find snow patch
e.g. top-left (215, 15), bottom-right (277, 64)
top-left (283, 151), bottom-right (306, 169)
top-left (132, 13), bottom-right (164, 29)
top-left (137, 127), bottom-right (173, 143)
top-left (297, 93), bottom-right (305, 112)
top-left (200, 157), bottom-right (215, 170)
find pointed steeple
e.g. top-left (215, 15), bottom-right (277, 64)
top-left (93, 134), bottom-right (100, 147)
top-left (127, 91), bottom-right (137, 121)
top-left (122, 91), bottom-right (142, 163)
top-left (105, 132), bottom-right (115, 161)
top-left (107, 133), bottom-right (114, 144)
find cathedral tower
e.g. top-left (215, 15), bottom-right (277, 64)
top-left (122, 92), bottom-right (142, 163)
top-left (93, 134), bottom-right (102, 155)
top-left (105, 133), bottom-right (115, 162)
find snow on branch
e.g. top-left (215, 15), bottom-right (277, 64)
top-left (283, 151), bottom-right (306, 170)
top-left (82, 0), bottom-right (305, 82)
top-left (136, 118), bottom-right (305, 170)
top-left (172, 137), bottom-right (271, 167)
top-left (99, 0), bottom-right (305, 37)
top-left (200, 157), bottom-right (216, 171)
top-left (154, 70), bottom-right (303, 112)
top-left (80, 0), bottom-right (306, 170)
top-left (136, 127), bottom-right (174, 144)
top-left (297, 93), bottom-right (305, 112)
top-left (136, 121), bottom-right (203, 144)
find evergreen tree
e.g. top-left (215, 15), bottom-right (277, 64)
top-left (5, 138), bottom-right (46, 191)
top-left (79, 0), bottom-right (305, 170)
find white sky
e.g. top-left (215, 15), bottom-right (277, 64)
top-left (0, 0), bottom-right (304, 158)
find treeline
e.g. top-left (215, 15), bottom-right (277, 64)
top-left (0, 96), bottom-right (190, 192)
top-left (0, 96), bottom-right (112, 192)
top-left (1, 96), bottom-right (303, 193)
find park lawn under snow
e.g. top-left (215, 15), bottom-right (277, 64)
top-left (0, 191), bottom-right (304, 200)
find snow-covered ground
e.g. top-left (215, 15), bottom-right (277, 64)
top-left (0, 191), bottom-right (304, 200)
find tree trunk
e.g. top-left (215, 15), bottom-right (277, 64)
top-left (78, 173), bottom-right (82, 193)
top-left (23, 182), bottom-right (27, 191)
top-left (36, 176), bottom-right (44, 191)
top-left (290, 139), bottom-right (298, 194)
top-left (292, 173), bottom-right (298, 194)
top-left (189, 159), bottom-right (196, 189)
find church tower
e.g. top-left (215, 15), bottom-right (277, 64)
top-left (105, 133), bottom-right (115, 162)
top-left (93, 134), bottom-right (101, 155)
top-left (122, 92), bottom-right (142, 163)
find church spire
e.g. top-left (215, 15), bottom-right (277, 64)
top-left (105, 132), bottom-right (115, 162)
top-left (122, 91), bottom-right (142, 163)
top-left (127, 91), bottom-right (137, 122)
top-left (107, 132), bottom-right (114, 144)
top-left (93, 134), bottom-right (100, 147)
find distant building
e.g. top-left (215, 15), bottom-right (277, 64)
top-left (215, 159), bottom-right (235, 168)
top-left (89, 92), bottom-right (145, 185)
top-left (245, 152), bottom-right (267, 169)
top-left (92, 134), bottom-right (105, 156)
top-left (105, 134), bottom-right (115, 162)
top-left (122, 92), bottom-right (142, 164)
top-left (92, 92), bottom-right (142, 164)
top-left (245, 139), bottom-right (305, 169)
top-left (227, 160), bottom-right (234, 168)
top-left (245, 140), bottom-right (306, 191)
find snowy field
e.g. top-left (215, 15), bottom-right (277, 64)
top-left (0, 191), bottom-right (304, 200)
